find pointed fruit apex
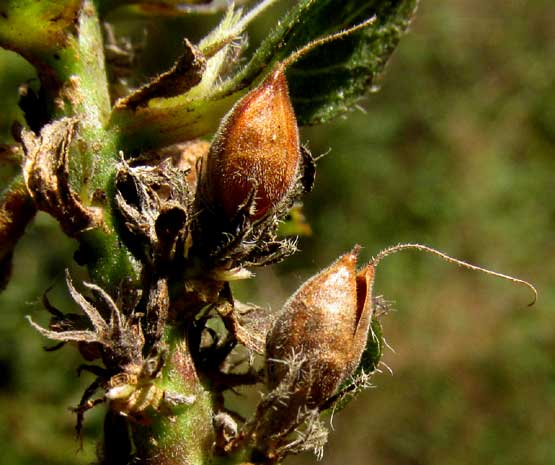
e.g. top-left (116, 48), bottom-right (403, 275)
top-left (201, 66), bottom-right (300, 220)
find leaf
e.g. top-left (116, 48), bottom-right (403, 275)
top-left (115, 39), bottom-right (207, 110)
top-left (112, 0), bottom-right (418, 150)
top-left (217, 0), bottom-right (419, 124)
top-left (287, 0), bottom-right (420, 124)
top-left (109, 2), bottom-right (262, 150)
top-left (358, 316), bottom-right (385, 374)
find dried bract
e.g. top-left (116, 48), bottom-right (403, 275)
top-left (115, 39), bottom-right (206, 110)
top-left (20, 118), bottom-right (102, 237)
top-left (115, 159), bottom-right (192, 267)
top-left (27, 271), bottom-right (146, 370)
top-left (27, 272), bottom-right (173, 430)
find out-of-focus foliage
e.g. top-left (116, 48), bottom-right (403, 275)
top-left (0, 0), bottom-right (554, 464)
top-left (0, 1), bottom-right (81, 60)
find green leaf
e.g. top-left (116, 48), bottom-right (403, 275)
top-left (358, 316), bottom-right (385, 374)
top-left (112, 0), bottom-right (418, 150)
top-left (217, 0), bottom-right (419, 124)
top-left (286, 0), bottom-right (420, 124)
top-left (109, 2), bottom-right (264, 150)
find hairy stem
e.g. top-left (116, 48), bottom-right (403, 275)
top-left (129, 327), bottom-right (216, 465)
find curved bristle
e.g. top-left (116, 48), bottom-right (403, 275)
top-left (371, 243), bottom-right (538, 307)
top-left (280, 16), bottom-right (377, 70)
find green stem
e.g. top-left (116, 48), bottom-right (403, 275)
top-left (44, 0), bottom-right (140, 288)
top-left (130, 326), bottom-right (216, 465)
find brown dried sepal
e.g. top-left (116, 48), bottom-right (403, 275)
top-left (215, 289), bottom-right (274, 355)
top-left (21, 118), bottom-right (102, 237)
top-left (227, 352), bottom-right (327, 463)
top-left (28, 272), bottom-right (173, 432)
top-left (115, 160), bottom-right (192, 266)
top-left (115, 39), bottom-right (206, 110)
top-left (27, 271), bottom-right (146, 370)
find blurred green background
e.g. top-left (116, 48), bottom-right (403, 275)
top-left (1, 0), bottom-right (554, 464)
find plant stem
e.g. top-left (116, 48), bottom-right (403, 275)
top-left (129, 326), bottom-right (216, 465)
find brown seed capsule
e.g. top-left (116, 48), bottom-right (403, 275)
top-left (266, 246), bottom-right (375, 407)
top-left (201, 65), bottom-right (300, 220)
top-left (198, 18), bottom-right (382, 223)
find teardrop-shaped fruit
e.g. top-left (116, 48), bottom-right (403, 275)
top-left (266, 246), bottom-right (375, 407)
top-left (201, 66), bottom-right (300, 220)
